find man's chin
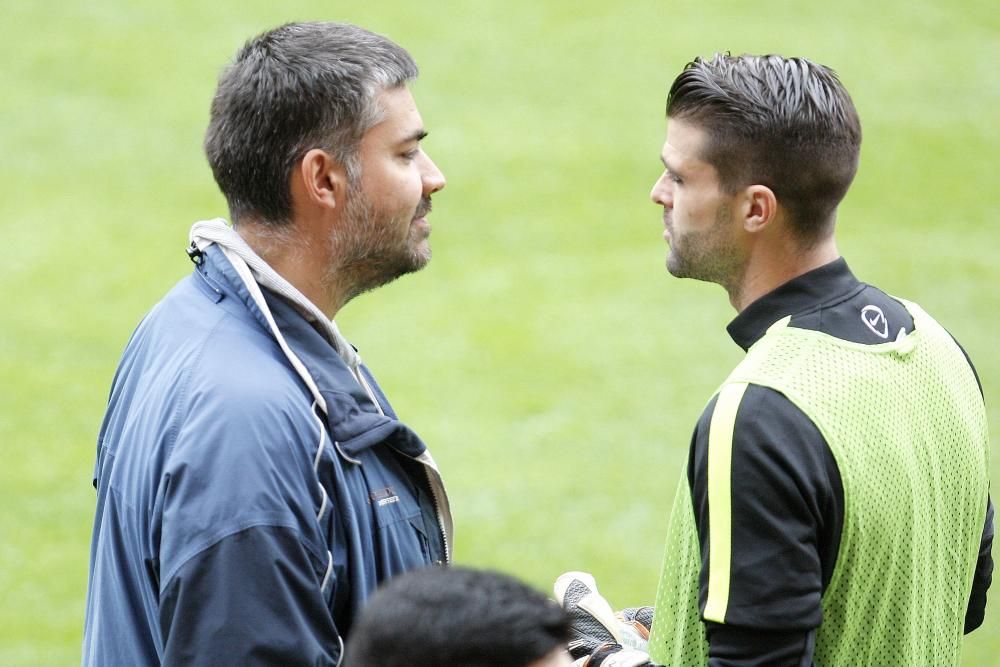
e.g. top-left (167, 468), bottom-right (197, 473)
top-left (410, 244), bottom-right (431, 272)
top-left (666, 253), bottom-right (686, 278)
top-left (348, 249), bottom-right (430, 300)
top-left (407, 235), bottom-right (432, 268)
top-left (381, 244), bottom-right (430, 283)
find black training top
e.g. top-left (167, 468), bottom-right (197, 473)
top-left (686, 258), bottom-right (994, 666)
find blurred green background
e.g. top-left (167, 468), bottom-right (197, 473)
top-left (1, 1), bottom-right (997, 664)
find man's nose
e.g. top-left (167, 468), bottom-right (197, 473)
top-left (421, 153), bottom-right (446, 195)
top-left (650, 173), bottom-right (672, 206)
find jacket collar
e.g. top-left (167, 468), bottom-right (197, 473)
top-left (726, 258), bottom-right (861, 351)
top-left (197, 245), bottom-right (428, 459)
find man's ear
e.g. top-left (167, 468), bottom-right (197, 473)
top-left (741, 184), bottom-right (778, 234)
top-left (295, 148), bottom-right (349, 211)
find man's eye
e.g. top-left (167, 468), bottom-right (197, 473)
top-left (401, 149), bottom-right (419, 161)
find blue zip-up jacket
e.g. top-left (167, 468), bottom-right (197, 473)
top-left (83, 243), bottom-right (451, 666)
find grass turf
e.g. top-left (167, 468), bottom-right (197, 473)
top-left (1, 1), bottom-right (997, 664)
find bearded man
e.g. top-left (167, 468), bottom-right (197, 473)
top-left (83, 22), bottom-right (449, 666)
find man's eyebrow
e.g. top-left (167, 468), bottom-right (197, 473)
top-left (401, 129), bottom-right (428, 143)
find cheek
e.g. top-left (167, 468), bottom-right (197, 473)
top-left (676, 191), bottom-right (714, 226)
top-left (361, 164), bottom-right (420, 211)
top-left (672, 193), bottom-right (696, 224)
top-left (385, 166), bottom-right (423, 208)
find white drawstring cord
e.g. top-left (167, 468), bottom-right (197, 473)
top-left (189, 218), bottom-right (360, 369)
top-left (217, 243), bottom-right (329, 414)
top-left (189, 219), bottom-right (381, 667)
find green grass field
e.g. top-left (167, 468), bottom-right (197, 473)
top-left (2, 1), bottom-right (997, 664)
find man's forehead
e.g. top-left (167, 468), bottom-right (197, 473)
top-left (366, 86), bottom-right (425, 142)
top-left (662, 119), bottom-right (711, 171)
top-left (664, 119), bottom-right (705, 158)
top-left (660, 141), bottom-right (691, 172)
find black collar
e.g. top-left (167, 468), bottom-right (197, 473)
top-left (726, 258), bottom-right (863, 351)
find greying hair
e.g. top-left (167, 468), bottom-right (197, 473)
top-left (204, 22), bottom-right (418, 225)
top-left (667, 54), bottom-right (862, 241)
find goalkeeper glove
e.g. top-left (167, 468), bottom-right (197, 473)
top-left (553, 571), bottom-right (657, 667)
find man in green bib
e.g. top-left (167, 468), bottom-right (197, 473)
top-left (633, 55), bottom-right (994, 666)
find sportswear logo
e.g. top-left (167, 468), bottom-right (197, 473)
top-left (369, 486), bottom-right (399, 507)
top-left (861, 305), bottom-right (889, 339)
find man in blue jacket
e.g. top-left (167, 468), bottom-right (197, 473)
top-left (83, 22), bottom-right (449, 665)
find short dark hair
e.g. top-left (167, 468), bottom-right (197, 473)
top-left (344, 566), bottom-right (571, 667)
top-left (666, 54), bottom-right (862, 241)
top-left (204, 22), bottom-right (418, 225)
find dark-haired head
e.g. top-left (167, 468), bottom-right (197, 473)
top-left (344, 566), bottom-right (571, 667)
top-left (204, 22), bottom-right (418, 226)
top-left (666, 53), bottom-right (861, 242)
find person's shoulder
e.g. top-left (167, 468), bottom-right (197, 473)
top-left (144, 277), bottom-right (302, 393)
top-left (164, 344), bottom-right (321, 509)
top-left (191, 321), bottom-right (303, 400)
top-left (123, 274), bottom-right (261, 367)
top-left (141, 283), bottom-right (319, 459)
top-left (695, 383), bottom-right (826, 455)
top-left (126, 282), bottom-right (299, 398)
top-left (788, 281), bottom-right (914, 344)
top-left (693, 391), bottom-right (720, 435)
top-left (690, 384), bottom-right (834, 502)
top-left (735, 384), bottom-right (821, 437)
top-left (700, 381), bottom-right (814, 426)
top-left (179, 333), bottom-right (317, 452)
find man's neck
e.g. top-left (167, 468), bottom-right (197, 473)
top-left (729, 235), bottom-right (840, 313)
top-left (235, 220), bottom-right (345, 319)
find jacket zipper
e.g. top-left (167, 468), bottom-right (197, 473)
top-left (422, 464), bottom-right (450, 563)
top-left (353, 366), bottom-right (449, 562)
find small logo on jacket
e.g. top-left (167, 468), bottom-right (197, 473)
top-left (861, 305), bottom-right (889, 339)
top-left (370, 487), bottom-right (400, 507)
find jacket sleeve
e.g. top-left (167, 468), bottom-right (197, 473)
top-left (159, 525), bottom-right (340, 666)
top-left (690, 386), bottom-right (843, 667)
top-left (155, 363), bottom-right (339, 666)
top-left (965, 495), bottom-right (994, 634)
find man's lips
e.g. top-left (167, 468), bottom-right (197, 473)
top-left (413, 197), bottom-right (432, 221)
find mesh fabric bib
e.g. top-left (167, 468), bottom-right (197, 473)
top-left (649, 300), bottom-right (989, 666)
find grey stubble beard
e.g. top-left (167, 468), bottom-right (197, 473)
top-left (325, 189), bottom-right (432, 306)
